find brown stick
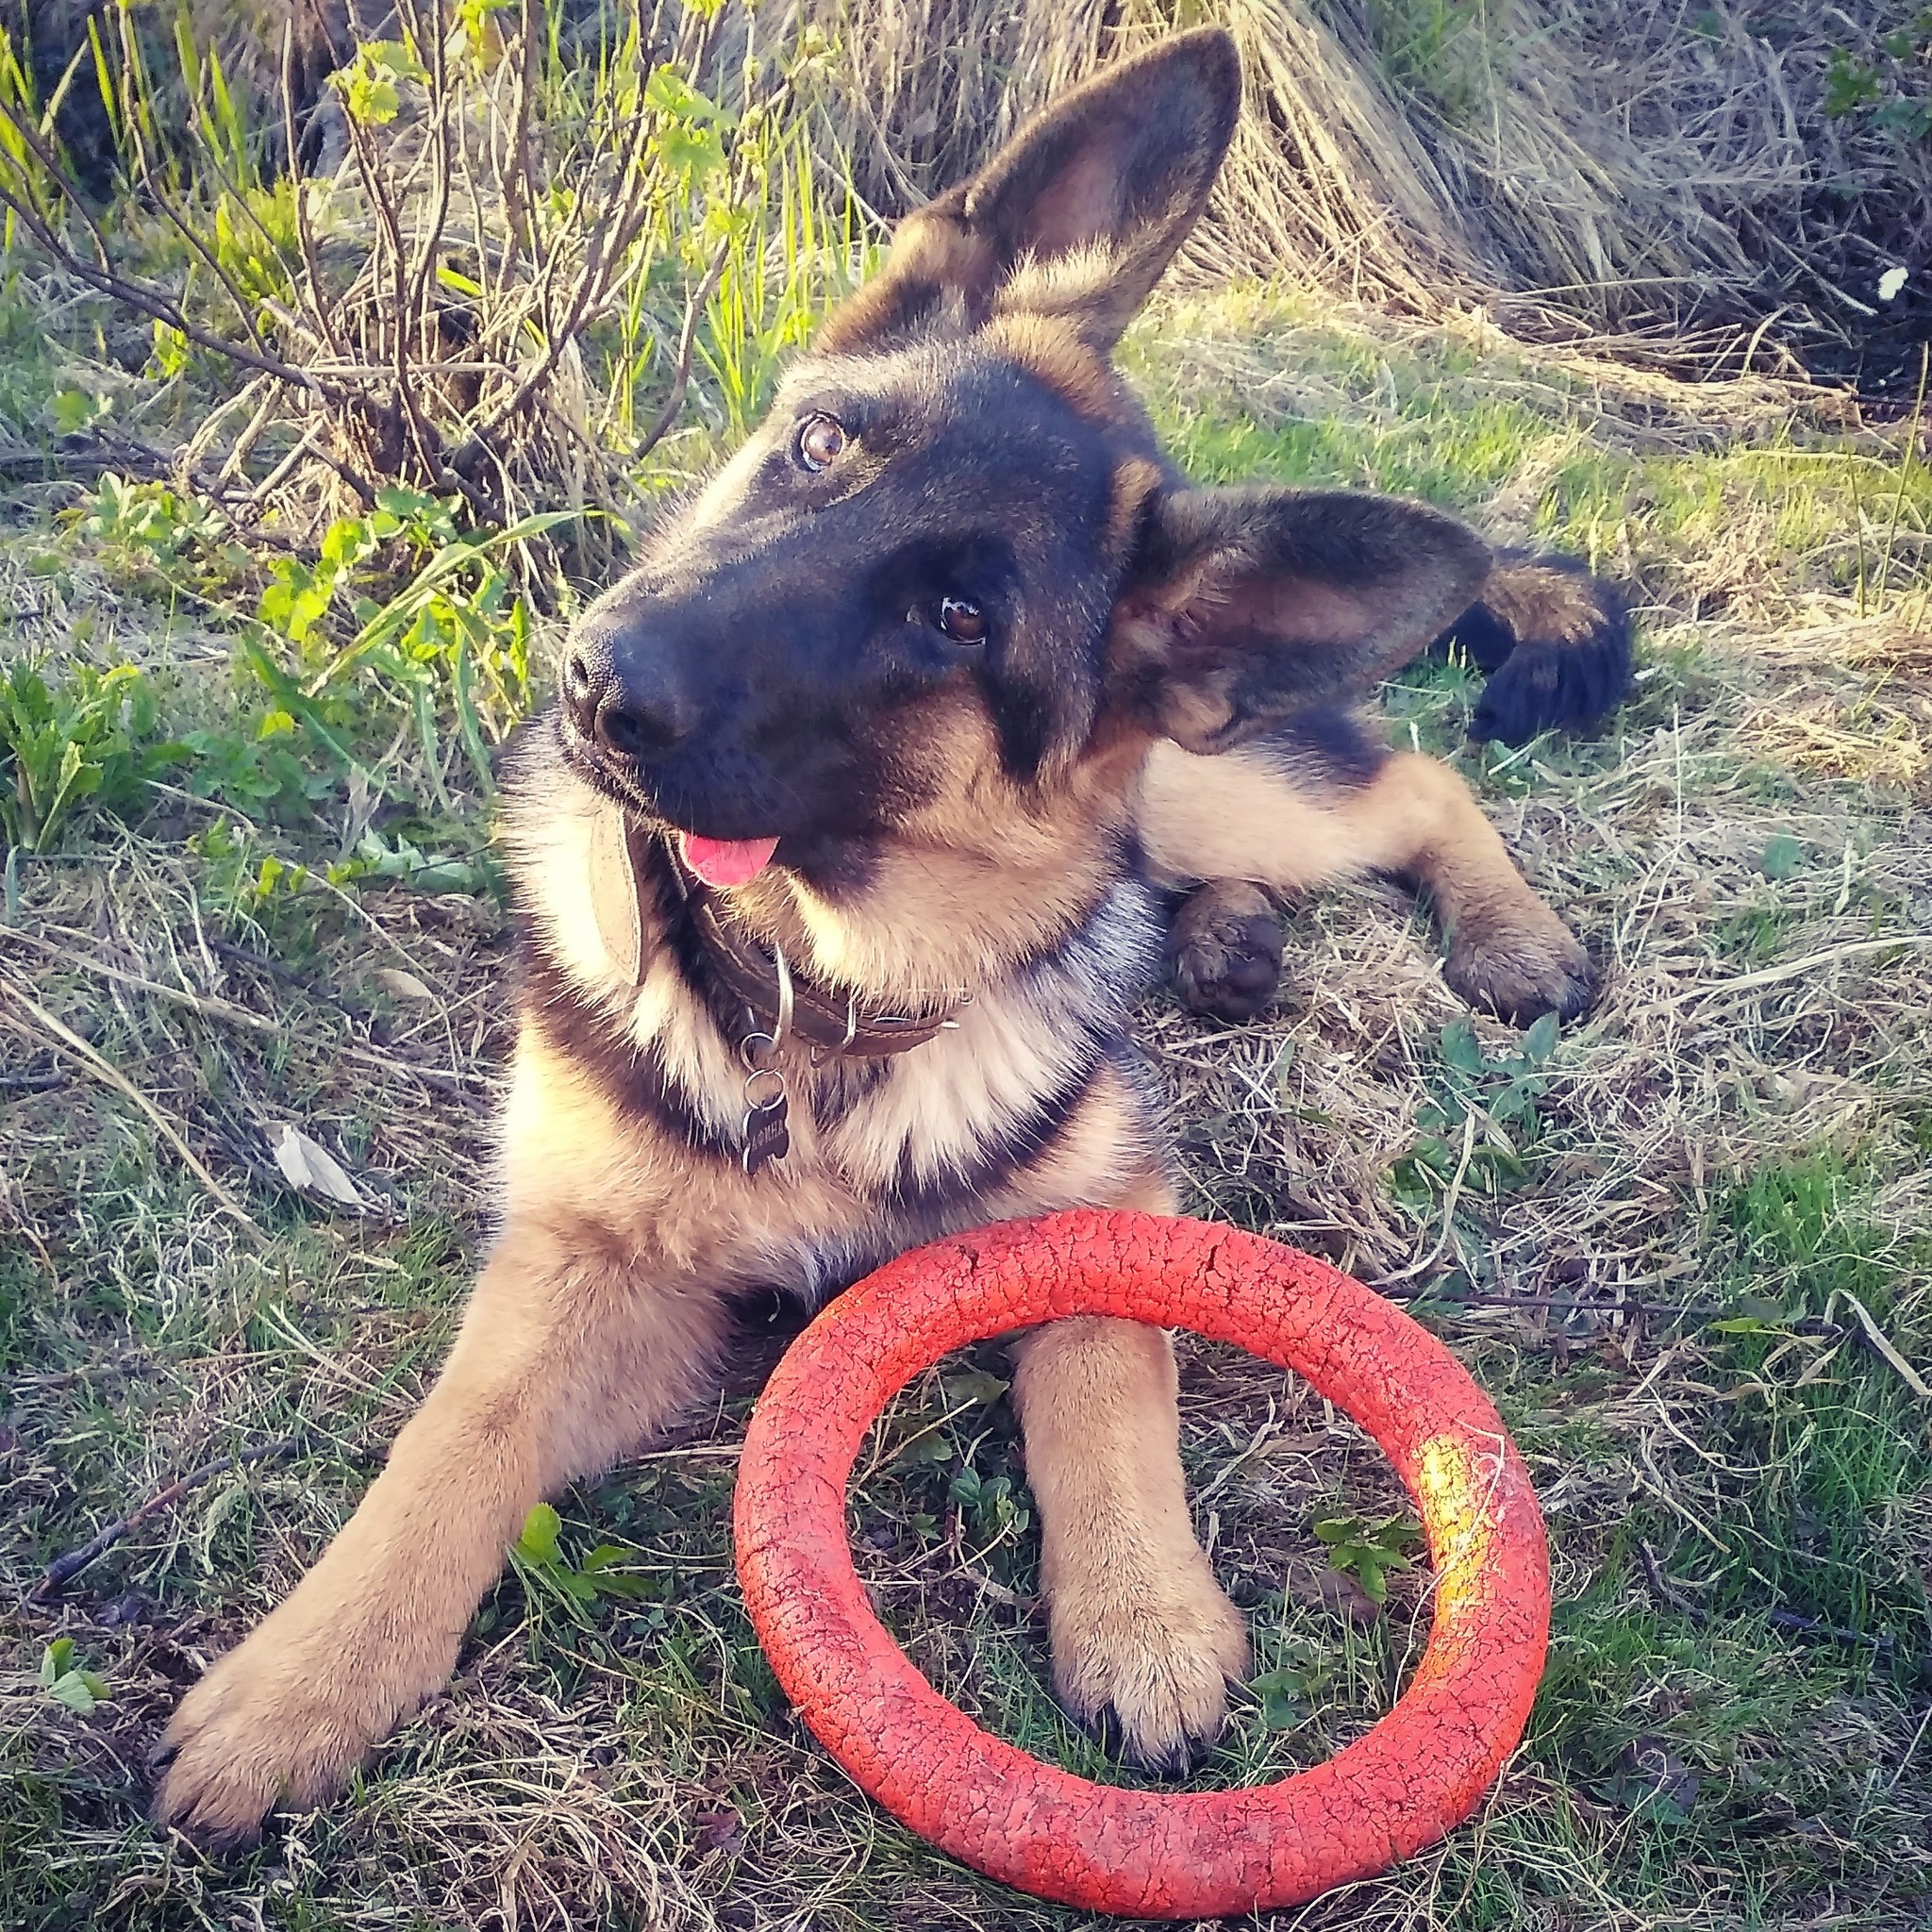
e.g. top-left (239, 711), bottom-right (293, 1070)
top-left (33, 1437), bottom-right (305, 1599)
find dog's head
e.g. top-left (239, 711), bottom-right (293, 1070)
top-left (555, 29), bottom-right (1486, 904)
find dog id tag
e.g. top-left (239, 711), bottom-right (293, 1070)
top-left (741, 1092), bottom-right (791, 1174)
top-left (740, 1037), bottom-right (791, 1174)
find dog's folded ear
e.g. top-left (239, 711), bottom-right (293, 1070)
top-left (820, 28), bottom-right (1241, 355)
top-left (1110, 487), bottom-right (1491, 755)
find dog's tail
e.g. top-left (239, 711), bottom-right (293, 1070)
top-left (1430, 551), bottom-right (1632, 745)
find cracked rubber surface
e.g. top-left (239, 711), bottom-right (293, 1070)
top-left (733, 1210), bottom-right (1551, 1919)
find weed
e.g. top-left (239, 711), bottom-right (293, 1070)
top-left (1246, 1641), bottom-right (1333, 1731)
top-left (1311, 1513), bottom-right (1423, 1604)
top-left (248, 488), bottom-right (574, 804)
top-left (38, 1639), bottom-right (109, 1716)
top-left (0, 657), bottom-right (182, 852)
top-left (1388, 1011), bottom-right (1560, 1213)
top-left (508, 1503), bottom-right (655, 1620)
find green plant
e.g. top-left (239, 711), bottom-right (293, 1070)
top-left (252, 488), bottom-right (574, 804)
top-left (0, 658), bottom-right (183, 852)
top-left (948, 1465), bottom-right (1032, 1543)
top-left (1824, 19), bottom-right (1932, 138)
top-left (328, 827), bottom-right (500, 898)
top-left (187, 818), bottom-right (312, 925)
top-left (40, 1638), bottom-right (110, 1715)
top-left (508, 1502), bottom-right (653, 1613)
top-left (75, 473), bottom-right (231, 571)
top-left (1247, 1641), bottom-right (1331, 1731)
top-left (1312, 1514), bottom-right (1422, 1604)
top-left (1388, 1010), bottom-right (1560, 1210)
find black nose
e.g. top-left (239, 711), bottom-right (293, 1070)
top-left (560, 643), bottom-right (691, 765)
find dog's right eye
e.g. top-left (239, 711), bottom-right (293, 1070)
top-left (796, 414), bottom-right (847, 472)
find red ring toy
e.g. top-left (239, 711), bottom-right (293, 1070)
top-left (733, 1209), bottom-right (1550, 1919)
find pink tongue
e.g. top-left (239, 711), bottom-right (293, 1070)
top-left (679, 832), bottom-right (779, 888)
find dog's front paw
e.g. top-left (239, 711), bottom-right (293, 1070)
top-left (1167, 878), bottom-right (1283, 1024)
top-left (153, 1609), bottom-right (454, 1850)
top-left (1048, 1555), bottom-right (1250, 1774)
top-left (1444, 897), bottom-right (1596, 1024)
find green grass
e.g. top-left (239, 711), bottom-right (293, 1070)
top-left (1, 142), bottom-right (1931, 1932)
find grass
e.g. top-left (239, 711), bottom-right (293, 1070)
top-left (0, 106), bottom-right (1930, 1932)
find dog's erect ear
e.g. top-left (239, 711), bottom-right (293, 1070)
top-left (819, 28), bottom-right (1241, 355)
top-left (1111, 487), bottom-right (1492, 754)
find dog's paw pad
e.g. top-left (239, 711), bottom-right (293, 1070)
top-left (1167, 879), bottom-right (1283, 1025)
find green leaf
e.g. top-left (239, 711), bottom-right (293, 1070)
top-left (342, 72), bottom-right (399, 125)
top-left (1372, 1516), bottom-right (1423, 1554)
top-left (591, 1573), bottom-right (652, 1601)
top-left (516, 1502), bottom-right (561, 1564)
top-left (1759, 832), bottom-right (1804, 881)
top-left (46, 1671), bottom-right (99, 1714)
top-left (644, 65), bottom-right (728, 125)
top-left (1519, 1009), bottom-right (1560, 1066)
top-left (1440, 1016), bottom-right (1487, 1076)
top-left (1250, 1663), bottom-right (1311, 1731)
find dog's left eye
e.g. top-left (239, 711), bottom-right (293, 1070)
top-left (796, 414), bottom-right (847, 472)
top-left (936, 596), bottom-right (987, 645)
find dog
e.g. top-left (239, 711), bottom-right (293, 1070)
top-left (153, 26), bottom-right (1626, 1847)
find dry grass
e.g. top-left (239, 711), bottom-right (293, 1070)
top-left (804, 0), bottom-right (1932, 380)
top-left (2, 288), bottom-right (1931, 1929)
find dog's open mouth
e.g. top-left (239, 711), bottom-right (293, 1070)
top-left (678, 833), bottom-right (779, 888)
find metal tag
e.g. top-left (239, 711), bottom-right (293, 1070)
top-left (740, 1031), bottom-right (790, 1174)
top-left (741, 1094), bottom-right (791, 1174)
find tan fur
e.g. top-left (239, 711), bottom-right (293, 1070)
top-left (982, 309), bottom-right (1127, 425)
top-left (1137, 739), bottom-right (1592, 1018)
top-left (814, 204), bottom-right (997, 357)
top-left (1008, 1174), bottom-right (1249, 1766)
top-left (994, 242), bottom-right (1130, 330)
top-left (1481, 559), bottom-right (1605, 646)
top-left (1106, 454), bottom-right (1166, 561)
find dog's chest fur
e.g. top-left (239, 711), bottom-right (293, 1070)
top-left (497, 753), bottom-right (1169, 1303)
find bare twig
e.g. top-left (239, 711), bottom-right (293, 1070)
top-left (0, 173), bottom-right (338, 398)
top-left (1766, 1607), bottom-right (1899, 1653)
top-left (32, 1436), bottom-right (305, 1599)
top-left (280, 20), bottom-right (351, 361)
top-left (0, 1068), bottom-right (66, 1093)
top-left (630, 236), bottom-right (733, 462)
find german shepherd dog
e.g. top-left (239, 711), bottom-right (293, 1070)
top-left (154, 28), bottom-right (1626, 1846)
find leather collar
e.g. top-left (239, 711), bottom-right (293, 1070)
top-left (618, 815), bottom-right (969, 1058)
top-left (684, 888), bottom-right (968, 1055)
